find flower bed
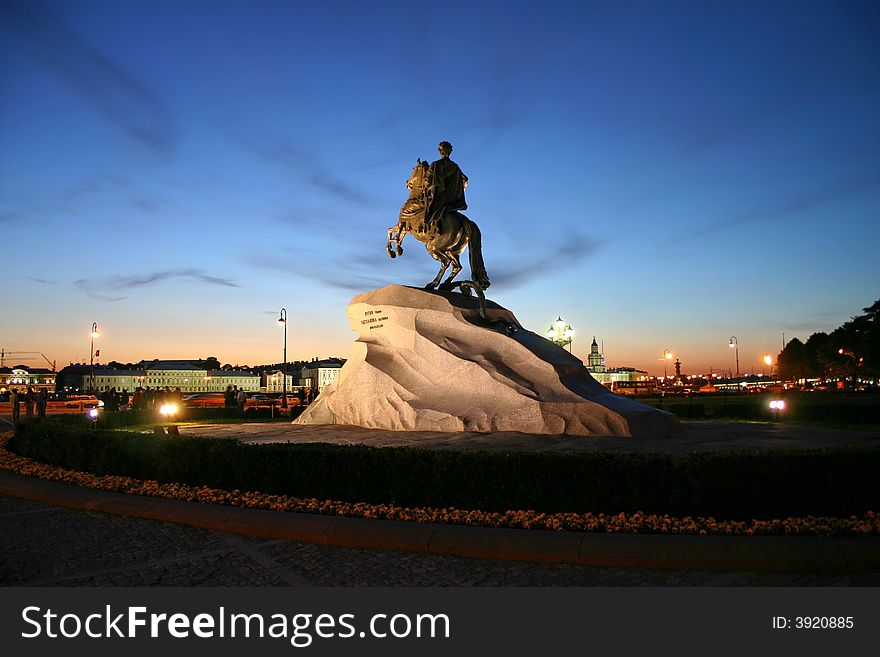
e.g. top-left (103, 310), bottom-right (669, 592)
top-left (2, 433), bottom-right (877, 537)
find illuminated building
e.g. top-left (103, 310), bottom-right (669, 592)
top-left (583, 338), bottom-right (647, 386)
top-left (299, 358), bottom-right (343, 392)
top-left (262, 370), bottom-right (298, 394)
top-left (0, 367), bottom-right (56, 394)
top-left (82, 360), bottom-right (260, 393)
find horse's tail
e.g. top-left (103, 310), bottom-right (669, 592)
top-left (466, 219), bottom-right (490, 289)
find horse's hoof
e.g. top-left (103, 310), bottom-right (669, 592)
top-left (396, 246), bottom-right (403, 256)
top-left (424, 283), bottom-right (437, 290)
top-left (388, 250), bottom-right (396, 259)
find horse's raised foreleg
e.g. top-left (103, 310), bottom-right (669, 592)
top-left (386, 225), bottom-right (397, 258)
top-left (387, 224), bottom-right (407, 259)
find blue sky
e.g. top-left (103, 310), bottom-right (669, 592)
top-left (1, 0), bottom-right (878, 375)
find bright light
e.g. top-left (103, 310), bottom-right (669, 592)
top-left (763, 355), bottom-right (773, 366)
top-left (665, 352), bottom-right (673, 360)
top-left (88, 408), bottom-right (98, 419)
top-left (159, 403), bottom-right (179, 417)
top-left (769, 400), bottom-right (786, 410)
top-left (729, 342), bottom-right (735, 348)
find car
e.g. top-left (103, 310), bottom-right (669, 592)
top-left (182, 392), bottom-right (227, 408)
top-left (246, 394), bottom-right (282, 408)
top-left (62, 395), bottom-right (104, 409)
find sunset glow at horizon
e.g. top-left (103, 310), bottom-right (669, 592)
top-left (2, 0), bottom-right (878, 377)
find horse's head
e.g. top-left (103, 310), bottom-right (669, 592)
top-left (406, 159), bottom-right (430, 191)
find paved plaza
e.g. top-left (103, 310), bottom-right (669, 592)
top-left (3, 494), bottom-right (878, 587)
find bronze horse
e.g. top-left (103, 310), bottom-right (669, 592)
top-left (387, 160), bottom-right (490, 291)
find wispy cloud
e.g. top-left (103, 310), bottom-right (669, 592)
top-left (75, 269), bottom-right (239, 301)
top-left (253, 143), bottom-right (380, 206)
top-left (26, 276), bottom-right (60, 285)
top-left (3, 0), bottom-right (176, 156)
top-left (0, 206), bottom-right (71, 224)
top-left (490, 234), bottom-right (602, 289)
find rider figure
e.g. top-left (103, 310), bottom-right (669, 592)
top-left (425, 141), bottom-right (468, 232)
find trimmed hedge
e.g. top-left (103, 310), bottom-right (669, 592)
top-left (642, 392), bottom-right (880, 425)
top-left (9, 417), bottom-right (879, 521)
top-left (84, 405), bottom-right (304, 429)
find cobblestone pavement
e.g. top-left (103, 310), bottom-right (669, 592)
top-left (3, 495), bottom-right (877, 586)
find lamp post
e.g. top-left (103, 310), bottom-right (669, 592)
top-left (545, 316), bottom-right (574, 352)
top-left (762, 354), bottom-right (772, 377)
top-left (89, 323), bottom-right (100, 392)
top-left (278, 308), bottom-right (288, 409)
top-left (663, 349), bottom-right (673, 387)
top-left (729, 336), bottom-right (739, 377)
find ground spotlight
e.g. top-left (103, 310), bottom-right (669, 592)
top-left (159, 403), bottom-right (178, 417)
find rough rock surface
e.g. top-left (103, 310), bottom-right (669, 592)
top-left (294, 285), bottom-right (679, 438)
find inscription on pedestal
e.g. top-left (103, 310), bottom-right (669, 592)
top-left (360, 308), bottom-right (390, 330)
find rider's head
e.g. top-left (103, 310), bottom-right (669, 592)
top-left (438, 141), bottom-right (453, 157)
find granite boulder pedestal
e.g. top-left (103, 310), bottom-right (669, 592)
top-left (295, 285), bottom-right (679, 438)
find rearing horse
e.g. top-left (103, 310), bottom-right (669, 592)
top-left (387, 160), bottom-right (490, 291)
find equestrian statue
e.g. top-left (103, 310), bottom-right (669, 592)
top-left (387, 141), bottom-right (490, 292)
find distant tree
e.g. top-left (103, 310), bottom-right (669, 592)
top-left (833, 298), bottom-right (879, 382)
top-left (817, 329), bottom-right (852, 381)
top-left (859, 299), bottom-right (880, 379)
top-left (777, 298), bottom-right (880, 386)
top-left (55, 364), bottom-right (91, 392)
top-left (803, 332), bottom-right (830, 379)
top-left (107, 361), bottom-right (137, 369)
top-left (199, 356), bottom-right (221, 370)
top-left (777, 338), bottom-right (811, 381)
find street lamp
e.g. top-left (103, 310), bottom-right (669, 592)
top-left (89, 322), bottom-right (100, 392)
top-left (545, 316), bottom-right (574, 352)
top-left (729, 336), bottom-right (739, 377)
top-left (662, 349), bottom-right (673, 386)
top-left (278, 308), bottom-right (288, 409)
top-left (762, 354), bottom-right (772, 376)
